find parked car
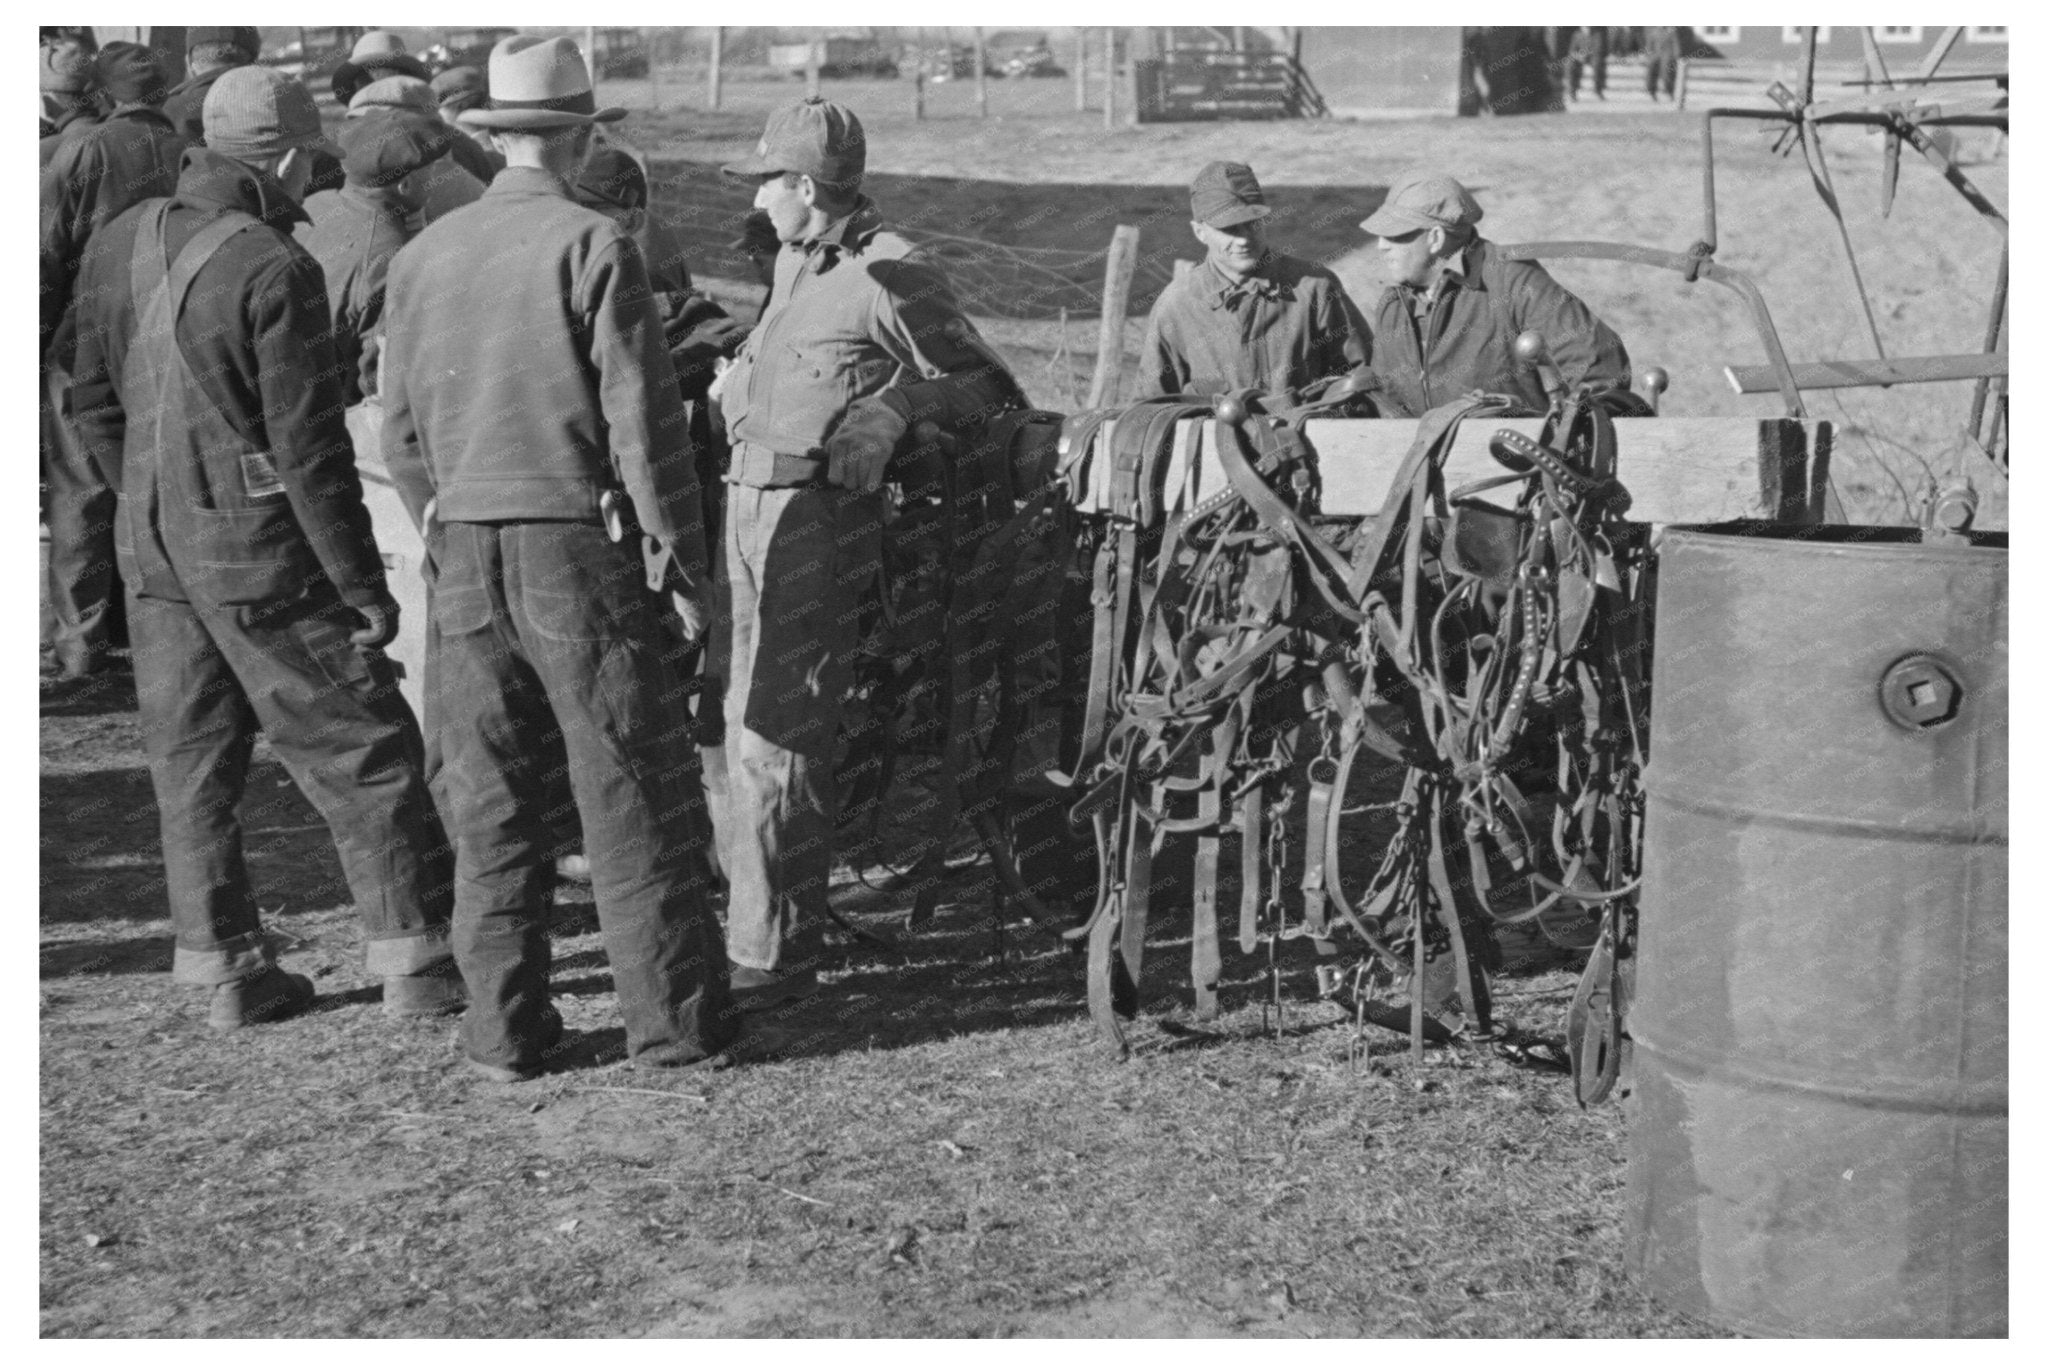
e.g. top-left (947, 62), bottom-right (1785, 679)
top-left (426, 26), bottom-right (518, 75)
top-left (768, 36), bottom-right (898, 80)
top-left (902, 41), bottom-right (974, 82)
top-left (985, 29), bottom-right (1064, 78)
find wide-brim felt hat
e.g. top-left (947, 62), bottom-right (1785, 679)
top-left (459, 34), bottom-right (624, 130)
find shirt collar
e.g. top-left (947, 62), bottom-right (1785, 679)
top-left (485, 165), bottom-right (576, 201)
top-left (1199, 251), bottom-right (1285, 310)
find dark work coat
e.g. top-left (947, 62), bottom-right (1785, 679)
top-left (40, 103), bottom-right (186, 359)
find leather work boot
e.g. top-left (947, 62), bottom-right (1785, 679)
top-left (458, 1008), bottom-right (565, 1085)
top-left (727, 963), bottom-right (819, 1013)
top-left (208, 967), bottom-right (316, 1032)
top-left (382, 965), bottom-right (468, 1019)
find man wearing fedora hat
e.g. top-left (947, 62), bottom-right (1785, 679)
top-left (1363, 171), bottom-right (1630, 416)
top-left (1138, 160), bottom-right (1371, 403)
top-left (381, 34), bottom-right (736, 1081)
top-left (708, 96), bottom-right (1022, 1009)
top-left (67, 64), bottom-right (460, 1031)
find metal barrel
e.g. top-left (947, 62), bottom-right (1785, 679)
top-left (1629, 524), bottom-right (2007, 1338)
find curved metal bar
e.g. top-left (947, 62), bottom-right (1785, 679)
top-left (1500, 240), bottom-right (1806, 417)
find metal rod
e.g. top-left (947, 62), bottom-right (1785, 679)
top-left (1700, 111), bottom-right (1719, 254)
top-left (1725, 353), bottom-right (2006, 394)
top-left (1967, 239), bottom-right (2008, 438)
top-left (1802, 26), bottom-right (1821, 102)
top-left (1797, 120), bottom-right (1888, 358)
top-left (1915, 26), bottom-right (1966, 80)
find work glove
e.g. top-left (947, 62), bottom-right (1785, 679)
top-left (348, 592), bottom-right (401, 650)
top-left (825, 391), bottom-right (913, 495)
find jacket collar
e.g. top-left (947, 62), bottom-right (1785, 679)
top-left (1197, 251), bottom-right (1289, 310)
top-left (337, 180), bottom-right (416, 221)
top-left (105, 103), bottom-right (176, 128)
top-left (485, 165), bottom-right (577, 201)
top-left (174, 146), bottom-right (310, 230)
top-left (1409, 236), bottom-right (1491, 306)
top-left (798, 196), bottom-right (884, 263)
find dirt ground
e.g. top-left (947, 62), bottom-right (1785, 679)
top-left (43, 83), bottom-right (2003, 1337)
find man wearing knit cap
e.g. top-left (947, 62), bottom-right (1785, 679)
top-left (332, 30), bottom-right (431, 108)
top-left (1138, 160), bottom-right (1372, 402)
top-left (39, 41), bottom-right (185, 680)
top-left (1364, 171), bottom-right (1630, 416)
top-left (710, 96), bottom-right (1023, 1008)
top-left (66, 64), bottom-right (460, 1032)
top-left (299, 112), bottom-right (458, 407)
top-left (162, 25), bottom-right (260, 146)
top-left (40, 39), bottom-right (100, 157)
top-left (381, 34), bottom-right (736, 1081)
top-left (431, 66), bottom-right (507, 180)
top-left (346, 77), bottom-right (487, 225)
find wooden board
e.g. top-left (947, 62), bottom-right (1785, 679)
top-left (1174, 416), bottom-right (1835, 523)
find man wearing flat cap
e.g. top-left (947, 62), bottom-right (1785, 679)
top-left (331, 31), bottom-right (431, 109)
top-left (345, 77), bottom-right (487, 225)
top-left (1138, 160), bottom-right (1371, 403)
top-left (298, 111), bottom-right (458, 407)
top-left (67, 65), bottom-right (459, 1032)
top-left (431, 66), bottom-right (507, 181)
top-left (39, 41), bottom-right (185, 680)
top-left (709, 96), bottom-right (1023, 1010)
top-left (381, 34), bottom-right (736, 1081)
top-left (1364, 172), bottom-right (1629, 416)
top-left (162, 26), bottom-right (260, 146)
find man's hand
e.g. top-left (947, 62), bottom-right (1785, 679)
top-left (825, 392), bottom-right (912, 494)
top-left (348, 592), bottom-right (401, 650)
top-left (643, 537), bottom-right (712, 644)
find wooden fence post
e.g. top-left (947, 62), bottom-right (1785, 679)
top-left (707, 27), bottom-right (722, 110)
top-left (974, 28), bottom-right (989, 117)
top-left (806, 37), bottom-right (821, 99)
top-left (1087, 224), bottom-right (1141, 409)
top-left (1104, 29), bottom-right (1116, 130)
top-left (1074, 29), bottom-right (1088, 111)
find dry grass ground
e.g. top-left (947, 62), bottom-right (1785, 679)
top-left (44, 83), bottom-right (2002, 1337)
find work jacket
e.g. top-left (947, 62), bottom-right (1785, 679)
top-left (379, 167), bottom-right (706, 579)
top-left (1137, 251), bottom-right (1371, 402)
top-left (40, 103), bottom-right (186, 360)
top-left (721, 197), bottom-right (1019, 487)
top-left (67, 147), bottom-right (387, 609)
top-left (39, 100), bottom-right (99, 166)
top-left (297, 182), bottom-right (413, 406)
top-left (1370, 236), bottom-right (1631, 417)
top-left (160, 68), bottom-right (224, 146)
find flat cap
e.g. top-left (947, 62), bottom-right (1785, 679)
top-left (95, 41), bottom-right (168, 107)
top-left (188, 27), bottom-right (261, 59)
top-left (1361, 172), bottom-right (1484, 237)
top-left (340, 110), bottom-right (456, 188)
top-left (721, 97), bottom-right (865, 187)
top-left (346, 75), bottom-right (438, 119)
top-left (431, 65), bottom-right (488, 107)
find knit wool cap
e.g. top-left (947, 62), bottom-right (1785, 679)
top-left (41, 40), bottom-right (95, 94)
top-left (721, 97), bottom-right (865, 187)
top-left (346, 76), bottom-right (438, 119)
top-left (340, 110), bottom-right (456, 188)
top-left (188, 27), bottom-right (261, 60)
top-left (202, 65), bottom-right (342, 159)
top-left (94, 42), bottom-right (168, 107)
top-left (1361, 173), bottom-right (1485, 237)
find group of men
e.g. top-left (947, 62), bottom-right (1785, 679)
top-left (40, 29), bottom-right (1630, 1082)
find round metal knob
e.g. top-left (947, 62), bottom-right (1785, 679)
top-left (1213, 395), bottom-right (1248, 427)
top-left (1641, 366), bottom-right (1670, 396)
top-left (1512, 330), bottom-right (1548, 367)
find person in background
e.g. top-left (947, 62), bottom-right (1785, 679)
top-left (1363, 171), bottom-right (1630, 416)
top-left (430, 66), bottom-right (506, 180)
top-left (40, 39), bottom-right (100, 158)
top-left (1136, 160), bottom-right (1371, 403)
top-left (66, 65), bottom-right (460, 1030)
top-left (298, 111), bottom-right (457, 407)
top-left (39, 42), bottom-right (185, 680)
top-left (1644, 26), bottom-right (1682, 104)
top-left (161, 26), bottom-right (260, 146)
top-left (330, 30), bottom-right (430, 108)
top-left (1568, 27), bottom-right (1609, 101)
top-left (381, 35), bottom-right (736, 1082)
top-left (345, 76), bottom-right (486, 226)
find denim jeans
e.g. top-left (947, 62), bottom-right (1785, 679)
top-left (41, 360), bottom-right (117, 674)
top-left (127, 584), bottom-right (454, 985)
top-left (718, 483), bottom-right (881, 973)
top-left (431, 521), bottom-right (734, 1068)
